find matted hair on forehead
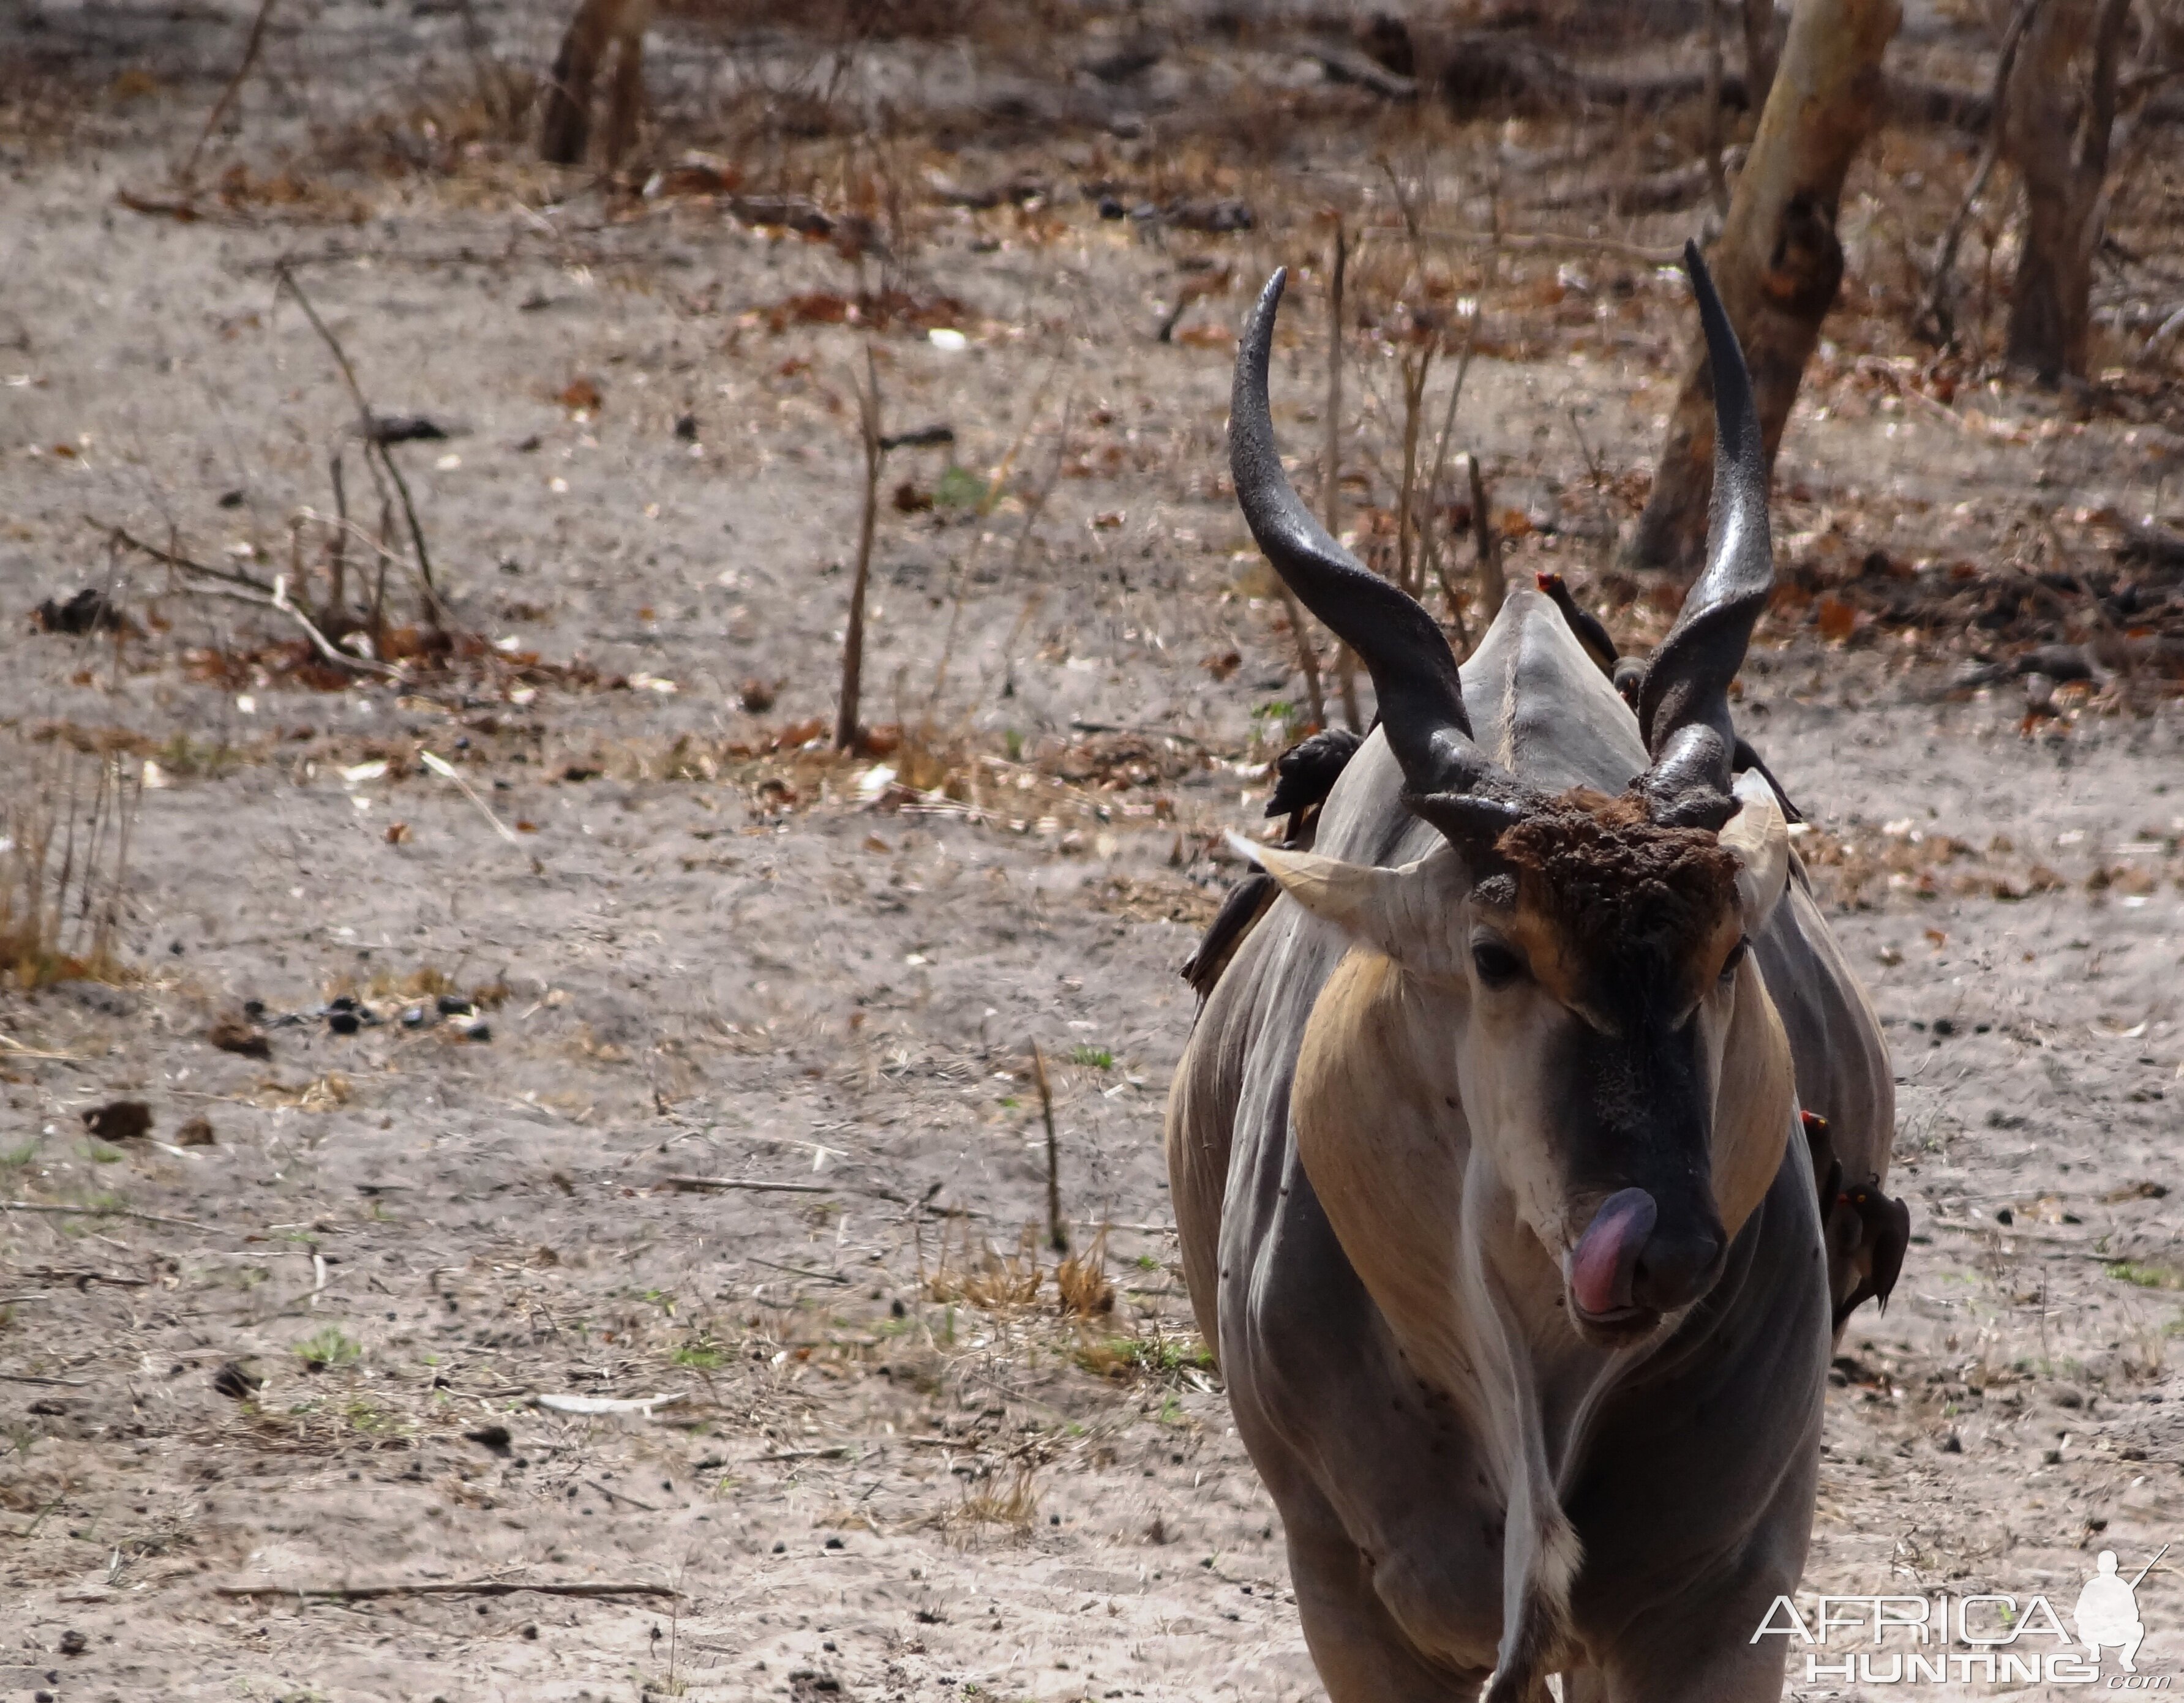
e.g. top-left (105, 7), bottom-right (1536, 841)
top-left (1490, 790), bottom-right (1740, 963)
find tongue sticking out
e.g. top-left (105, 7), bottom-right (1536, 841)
top-left (1568, 1188), bottom-right (1659, 1317)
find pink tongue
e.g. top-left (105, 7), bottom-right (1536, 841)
top-left (1570, 1189), bottom-right (1659, 1316)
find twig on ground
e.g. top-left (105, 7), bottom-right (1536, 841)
top-left (93, 518), bottom-right (273, 596)
top-left (181, 0), bottom-right (282, 185)
top-left (214, 1580), bottom-right (682, 1603)
top-left (742, 1255), bottom-right (854, 1286)
top-left (662, 1175), bottom-right (837, 1196)
top-left (418, 750), bottom-right (522, 844)
top-left (187, 582), bottom-right (402, 679)
top-left (4, 1200), bottom-right (209, 1232)
top-left (0, 1371), bottom-right (89, 1386)
top-left (17, 1267), bottom-right (151, 1288)
top-left (587, 1479), bottom-right (659, 1512)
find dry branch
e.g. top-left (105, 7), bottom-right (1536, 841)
top-left (1418, 307), bottom-right (1482, 648)
top-left (419, 750), bottom-right (522, 844)
top-left (1321, 224), bottom-right (1361, 730)
top-left (274, 264), bottom-right (445, 618)
top-left (213, 1580), bottom-right (681, 1603)
top-left (1032, 1041), bottom-right (1065, 1253)
top-left (4, 1200), bottom-right (209, 1232)
top-left (836, 344), bottom-right (883, 752)
top-left (662, 1176), bottom-right (838, 1196)
top-left (181, 0), bottom-right (281, 185)
top-left (1918, 0), bottom-right (2044, 346)
top-left (183, 582), bottom-right (402, 679)
top-left (1465, 453), bottom-right (1505, 624)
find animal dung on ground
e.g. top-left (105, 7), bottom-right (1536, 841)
top-left (208, 1015), bottom-right (271, 1059)
top-left (212, 1360), bottom-right (263, 1401)
top-left (463, 1423), bottom-right (514, 1455)
top-left (33, 588), bottom-right (122, 634)
top-left (363, 413), bottom-right (451, 444)
top-left (80, 1100), bottom-right (152, 1140)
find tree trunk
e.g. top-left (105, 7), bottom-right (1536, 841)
top-left (541, 0), bottom-right (651, 166)
top-left (2002, 0), bottom-right (2134, 383)
top-left (1627, 0), bottom-right (1899, 576)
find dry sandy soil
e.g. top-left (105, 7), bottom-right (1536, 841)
top-left (4, 2), bottom-right (2184, 1699)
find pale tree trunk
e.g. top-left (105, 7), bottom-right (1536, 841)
top-left (2002, 0), bottom-right (2134, 383)
top-left (1628, 0), bottom-right (1899, 575)
top-left (541, 0), bottom-right (652, 166)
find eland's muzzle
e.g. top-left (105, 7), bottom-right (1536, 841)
top-left (1567, 1187), bottom-right (1725, 1328)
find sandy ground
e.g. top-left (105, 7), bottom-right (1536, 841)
top-left (4, 2), bottom-right (2184, 1699)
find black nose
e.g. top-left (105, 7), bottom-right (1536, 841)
top-left (1630, 1218), bottom-right (1725, 1312)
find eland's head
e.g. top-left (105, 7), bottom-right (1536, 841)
top-left (1228, 245), bottom-right (1792, 1347)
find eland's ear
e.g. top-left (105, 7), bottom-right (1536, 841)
top-left (1718, 769), bottom-right (1790, 932)
top-left (1226, 832), bottom-right (1466, 977)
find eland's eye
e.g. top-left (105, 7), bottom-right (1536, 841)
top-left (1472, 940), bottom-right (1525, 988)
top-left (1719, 937), bottom-right (1751, 984)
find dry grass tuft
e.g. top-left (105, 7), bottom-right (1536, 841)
top-left (926, 1221), bottom-right (1043, 1311)
top-left (1055, 1229), bottom-right (1115, 1319)
top-left (1073, 1320), bottom-right (1216, 1385)
top-left (1, 732), bottom-right (139, 990)
top-left (929, 1467), bottom-right (1040, 1539)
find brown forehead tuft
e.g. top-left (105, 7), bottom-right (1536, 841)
top-left (1490, 789), bottom-right (1739, 978)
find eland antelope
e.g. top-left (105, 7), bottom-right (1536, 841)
top-left (1165, 248), bottom-right (1902, 1702)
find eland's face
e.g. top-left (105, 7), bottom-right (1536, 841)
top-left (1251, 777), bottom-right (1792, 1349)
top-left (1456, 792), bottom-right (1754, 1345)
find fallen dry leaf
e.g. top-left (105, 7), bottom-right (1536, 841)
top-left (208, 1016), bottom-right (271, 1060)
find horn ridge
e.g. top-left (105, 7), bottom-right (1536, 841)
top-left (1230, 269), bottom-right (1487, 794)
top-left (1636, 240), bottom-right (1775, 821)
